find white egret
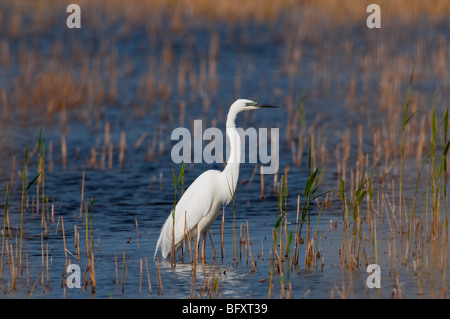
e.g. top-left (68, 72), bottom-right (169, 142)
top-left (154, 99), bottom-right (278, 261)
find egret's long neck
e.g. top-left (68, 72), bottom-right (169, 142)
top-left (223, 111), bottom-right (241, 197)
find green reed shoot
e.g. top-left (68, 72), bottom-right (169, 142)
top-left (399, 71), bottom-right (415, 226)
top-left (292, 143), bottom-right (327, 266)
top-left (427, 102), bottom-right (449, 245)
top-left (340, 171), bottom-right (370, 268)
top-left (301, 143), bottom-right (326, 233)
top-left (20, 147), bottom-right (42, 271)
top-left (406, 170), bottom-right (421, 265)
top-left (37, 128), bottom-right (46, 223)
top-left (433, 108), bottom-right (450, 250)
top-left (170, 162), bottom-right (185, 266)
top-left (275, 174), bottom-right (288, 261)
top-left (350, 173), bottom-right (370, 265)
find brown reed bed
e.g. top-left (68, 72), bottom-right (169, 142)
top-left (0, 0), bottom-right (449, 299)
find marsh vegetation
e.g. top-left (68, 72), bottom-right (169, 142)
top-left (0, 0), bottom-right (449, 298)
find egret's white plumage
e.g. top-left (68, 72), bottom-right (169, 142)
top-left (154, 99), bottom-right (277, 260)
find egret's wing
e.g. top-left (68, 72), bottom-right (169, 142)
top-left (172, 170), bottom-right (220, 240)
top-left (155, 170), bottom-right (221, 259)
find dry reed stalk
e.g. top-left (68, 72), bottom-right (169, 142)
top-left (121, 249), bottom-right (126, 293)
top-left (246, 221), bottom-right (256, 272)
top-left (48, 141), bottom-right (54, 173)
top-left (41, 233), bottom-right (44, 289)
top-left (90, 147), bottom-right (98, 168)
top-left (46, 243), bottom-right (50, 288)
top-left (61, 217), bottom-right (67, 269)
top-left (134, 218), bottom-right (141, 251)
top-left (28, 267), bottom-right (44, 299)
top-left (26, 254), bottom-right (29, 292)
top-left (61, 135), bottom-right (67, 170)
top-left (100, 145), bottom-right (106, 170)
top-left (83, 204), bottom-right (90, 268)
top-left (74, 224), bottom-right (80, 262)
top-left (292, 195), bottom-right (300, 267)
top-left (156, 257), bottom-right (163, 295)
top-left (5, 241), bottom-right (17, 289)
top-left (1, 89), bottom-right (9, 120)
top-left (144, 256), bottom-right (152, 295)
top-left (268, 247), bottom-right (273, 299)
top-left (104, 122), bottom-right (111, 147)
top-left (73, 225), bottom-right (78, 261)
top-left (139, 258), bottom-right (143, 295)
top-left (134, 132), bottom-right (148, 150)
top-left (119, 132), bottom-right (126, 167)
top-left (79, 171), bottom-right (85, 218)
top-left (384, 192), bottom-right (398, 278)
top-left (90, 248), bottom-right (96, 294)
top-left (240, 223), bottom-right (243, 262)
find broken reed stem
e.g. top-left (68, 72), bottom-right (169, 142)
top-left (246, 220), bottom-right (256, 272)
top-left (156, 257), bottom-right (163, 295)
top-left (28, 267), bottom-right (44, 298)
top-left (144, 256), bottom-right (152, 295)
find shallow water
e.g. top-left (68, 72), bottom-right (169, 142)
top-left (1, 2), bottom-right (450, 299)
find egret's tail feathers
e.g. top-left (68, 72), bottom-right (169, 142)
top-left (154, 217), bottom-right (172, 260)
top-left (153, 236), bottom-right (161, 261)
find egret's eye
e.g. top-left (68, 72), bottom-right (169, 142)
top-left (245, 102), bottom-right (259, 107)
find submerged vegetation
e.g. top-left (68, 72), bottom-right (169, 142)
top-left (0, 0), bottom-right (449, 298)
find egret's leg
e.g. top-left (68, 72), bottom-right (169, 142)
top-left (195, 230), bottom-right (200, 263)
top-left (201, 232), bottom-right (206, 262)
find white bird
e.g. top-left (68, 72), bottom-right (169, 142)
top-left (154, 99), bottom-right (278, 261)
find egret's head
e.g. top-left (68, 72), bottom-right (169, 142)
top-left (231, 99), bottom-right (279, 113)
top-left (226, 99), bottom-right (279, 127)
